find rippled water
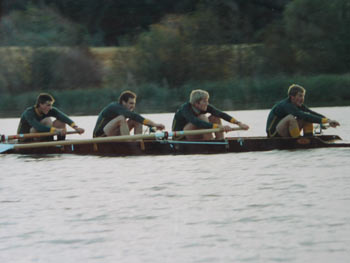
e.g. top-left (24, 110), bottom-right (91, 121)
top-left (1, 107), bottom-right (350, 263)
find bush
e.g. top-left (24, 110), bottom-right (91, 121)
top-left (1, 74), bottom-right (350, 117)
top-left (262, 0), bottom-right (350, 74)
top-left (0, 47), bottom-right (32, 93)
top-left (32, 47), bottom-right (103, 90)
top-left (108, 14), bottom-right (247, 88)
top-left (0, 47), bottom-right (103, 93)
top-left (0, 5), bottom-right (89, 46)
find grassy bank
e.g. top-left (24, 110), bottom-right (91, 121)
top-left (1, 74), bottom-right (350, 118)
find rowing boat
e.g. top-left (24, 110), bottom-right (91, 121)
top-left (2, 134), bottom-right (349, 156)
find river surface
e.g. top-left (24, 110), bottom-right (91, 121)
top-left (1, 107), bottom-right (350, 263)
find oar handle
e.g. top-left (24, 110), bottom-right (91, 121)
top-left (1, 131), bottom-right (78, 142)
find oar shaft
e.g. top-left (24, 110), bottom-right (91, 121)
top-left (11, 127), bottom-right (245, 150)
top-left (13, 133), bottom-right (159, 149)
top-left (2, 131), bottom-right (78, 141)
top-left (170, 127), bottom-right (243, 137)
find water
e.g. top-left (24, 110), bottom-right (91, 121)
top-left (1, 107), bottom-right (350, 263)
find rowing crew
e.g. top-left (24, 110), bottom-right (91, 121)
top-left (11, 84), bottom-right (340, 142)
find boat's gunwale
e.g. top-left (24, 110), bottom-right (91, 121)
top-left (4, 134), bottom-right (348, 156)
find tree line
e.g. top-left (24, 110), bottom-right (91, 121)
top-left (1, 0), bottom-right (290, 46)
top-left (0, 0), bottom-right (350, 113)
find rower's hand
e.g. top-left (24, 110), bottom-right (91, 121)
top-left (55, 128), bottom-right (67, 136)
top-left (155, 123), bottom-right (165, 130)
top-left (320, 124), bottom-right (328, 130)
top-left (237, 122), bottom-right (250, 130)
top-left (74, 127), bottom-right (85, 134)
top-left (222, 125), bottom-right (232, 132)
top-left (329, 120), bottom-right (340, 128)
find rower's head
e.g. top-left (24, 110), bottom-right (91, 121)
top-left (190, 89), bottom-right (209, 112)
top-left (119, 90), bottom-right (137, 111)
top-left (36, 93), bottom-right (55, 114)
top-left (288, 84), bottom-right (305, 107)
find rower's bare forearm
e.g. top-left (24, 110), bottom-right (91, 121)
top-left (146, 120), bottom-right (165, 130)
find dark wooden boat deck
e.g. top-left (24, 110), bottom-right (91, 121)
top-left (5, 135), bottom-right (350, 156)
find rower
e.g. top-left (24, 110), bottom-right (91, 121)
top-left (171, 89), bottom-right (249, 140)
top-left (266, 84), bottom-right (340, 138)
top-left (17, 93), bottom-right (85, 141)
top-left (93, 90), bottom-right (165, 137)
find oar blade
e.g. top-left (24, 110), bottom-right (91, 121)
top-left (0, 144), bottom-right (15, 153)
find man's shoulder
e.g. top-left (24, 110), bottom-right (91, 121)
top-left (24, 105), bottom-right (34, 111)
top-left (273, 98), bottom-right (291, 108)
top-left (48, 106), bottom-right (63, 115)
top-left (207, 104), bottom-right (220, 111)
top-left (108, 101), bottom-right (122, 108)
top-left (101, 102), bottom-right (123, 113)
top-left (181, 102), bottom-right (191, 108)
top-left (50, 106), bottom-right (60, 111)
top-left (181, 102), bottom-right (194, 112)
top-left (22, 106), bottom-right (35, 116)
top-left (278, 97), bottom-right (290, 104)
top-left (174, 102), bottom-right (191, 118)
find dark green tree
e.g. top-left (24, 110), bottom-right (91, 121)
top-left (39, 0), bottom-right (200, 45)
top-left (0, 4), bottom-right (89, 46)
top-left (261, 0), bottom-right (350, 74)
top-left (1, 0), bottom-right (290, 46)
top-left (30, 48), bottom-right (103, 91)
top-left (284, 0), bottom-right (350, 73)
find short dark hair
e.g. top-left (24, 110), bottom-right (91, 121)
top-left (36, 93), bottom-right (55, 107)
top-left (118, 90), bottom-right (137, 104)
top-left (288, 84), bottom-right (305, 97)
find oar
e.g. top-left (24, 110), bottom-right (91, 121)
top-left (167, 127), bottom-right (244, 138)
top-left (0, 127), bottom-right (244, 153)
top-left (1, 131), bottom-right (79, 142)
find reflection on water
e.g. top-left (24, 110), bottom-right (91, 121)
top-left (16, 154), bottom-right (64, 161)
top-left (0, 107), bottom-right (350, 263)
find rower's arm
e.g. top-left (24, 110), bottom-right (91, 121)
top-left (51, 107), bottom-right (73, 124)
top-left (24, 111), bottom-right (53, 132)
top-left (118, 106), bottom-right (145, 124)
top-left (184, 110), bottom-right (215, 129)
top-left (286, 104), bottom-right (325, 124)
top-left (207, 104), bottom-right (233, 122)
top-left (143, 119), bottom-right (165, 130)
top-left (51, 107), bottom-right (85, 133)
top-left (118, 108), bottom-right (165, 130)
top-left (207, 105), bottom-right (249, 130)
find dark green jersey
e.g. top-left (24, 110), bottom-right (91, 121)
top-left (17, 106), bottom-right (75, 133)
top-left (93, 102), bottom-right (146, 137)
top-left (172, 102), bottom-right (235, 131)
top-left (266, 97), bottom-right (326, 137)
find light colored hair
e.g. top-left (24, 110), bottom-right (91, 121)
top-left (288, 84), bottom-right (305, 97)
top-left (189, 89), bottom-right (209, 104)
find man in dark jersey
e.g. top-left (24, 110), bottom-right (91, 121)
top-left (172, 89), bottom-right (249, 140)
top-left (266, 84), bottom-right (340, 137)
top-left (17, 93), bottom-right (85, 140)
top-left (93, 90), bottom-right (165, 137)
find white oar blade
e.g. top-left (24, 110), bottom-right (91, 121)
top-left (0, 144), bottom-right (15, 153)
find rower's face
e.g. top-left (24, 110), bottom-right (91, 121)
top-left (194, 97), bottom-right (209, 111)
top-left (122, 98), bottom-right (136, 111)
top-left (291, 92), bottom-right (304, 107)
top-left (39, 101), bottom-right (53, 114)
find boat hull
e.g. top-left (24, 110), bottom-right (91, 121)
top-left (5, 135), bottom-right (349, 156)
